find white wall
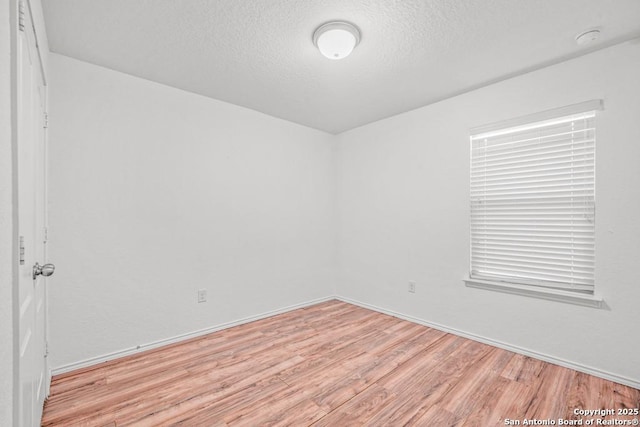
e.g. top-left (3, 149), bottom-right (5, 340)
top-left (48, 40), bottom-right (640, 387)
top-left (48, 54), bottom-right (336, 369)
top-left (0, 0), bottom-right (15, 423)
top-left (336, 40), bottom-right (640, 385)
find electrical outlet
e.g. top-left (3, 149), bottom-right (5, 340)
top-left (197, 289), bottom-right (207, 303)
top-left (408, 281), bottom-right (416, 293)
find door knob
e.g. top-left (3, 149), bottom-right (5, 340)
top-left (33, 262), bottom-right (55, 280)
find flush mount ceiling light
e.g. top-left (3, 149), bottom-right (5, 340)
top-left (313, 21), bottom-right (361, 60)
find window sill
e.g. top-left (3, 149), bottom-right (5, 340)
top-left (463, 277), bottom-right (604, 309)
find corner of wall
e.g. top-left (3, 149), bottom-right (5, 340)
top-left (330, 134), bottom-right (345, 297)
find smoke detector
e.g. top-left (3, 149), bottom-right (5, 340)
top-left (575, 29), bottom-right (601, 45)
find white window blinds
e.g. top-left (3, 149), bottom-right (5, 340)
top-left (470, 107), bottom-right (597, 294)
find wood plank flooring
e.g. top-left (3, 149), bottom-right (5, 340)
top-left (42, 300), bottom-right (640, 426)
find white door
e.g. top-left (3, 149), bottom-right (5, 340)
top-left (17, 1), bottom-right (51, 425)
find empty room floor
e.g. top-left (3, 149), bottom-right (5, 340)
top-left (41, 300), bottom-right (640, 426)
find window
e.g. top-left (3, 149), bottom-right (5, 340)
top-left (466, 100), bottom-right (603, 306)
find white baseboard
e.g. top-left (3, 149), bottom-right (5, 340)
top-left (52, 293), bottom-right (640, 391)
top-left (51, 296), bottom-right (335, 376)
top-left (336, 296), bottom-right (640, 390)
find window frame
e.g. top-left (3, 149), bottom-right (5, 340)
top-left (464, 100), bottom-right (604, 308)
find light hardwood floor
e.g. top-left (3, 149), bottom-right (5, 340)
top-left (42, 300), bottom-right (639, 426)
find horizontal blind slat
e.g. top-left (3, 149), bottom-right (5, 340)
top-left (471, 253), bottom-right (594, 270)
top-left (471, 165), bottom-right (594, 181)
top-left (472, 248), bottom-right (594, 260)
top-left (470, 241), bottom-right (595, 253)
top-left (473, 143), bottom-right (595, 165)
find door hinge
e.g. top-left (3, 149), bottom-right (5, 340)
top-left (45, 341), bottom-right (49, 358)
top-left (43, 112), bottom-right (49, 129)
top-left (43, 227), bottom-right (48, 244)
top-left (18, 1), bottom-right (25, 32)
top-left (19, 236), bottom-right (25, 265)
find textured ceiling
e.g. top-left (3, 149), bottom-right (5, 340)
top-left (42, 0), bottom-right (640, 134)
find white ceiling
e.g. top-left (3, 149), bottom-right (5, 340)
top-left (42, 0), bottom-right (640, 134)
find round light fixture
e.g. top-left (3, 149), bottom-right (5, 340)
top-left (313, 21), bottom-right (361, 60)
